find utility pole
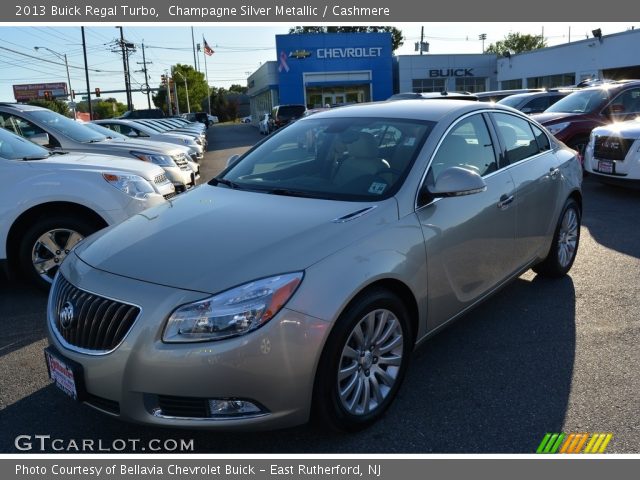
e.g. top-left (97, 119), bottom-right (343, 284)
top-left (137, 43), bottom-right (152, 109)
top-left (174, 70), bottom-right (190, 113)
top-left (191, 27), bottom-right (198, 72)
top-left (173, 76), bottom-right (180, 115)
top-left (81, 27), bottom-right (92, 120)
top-left (118, 27), bottom-right (131, 110)
top-left (479, 33), bottom-right (487, 53)
top-left (165, 70), bottom-right (172, 116)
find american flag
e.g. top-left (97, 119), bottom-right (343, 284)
top-left (203, 37), bottom-right (214, 56)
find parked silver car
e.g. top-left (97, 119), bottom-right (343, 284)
top-left (0, 104), bottom-right (194, 192)
top-left (45, 100), bottom-right (582, 431)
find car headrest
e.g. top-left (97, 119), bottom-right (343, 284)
top-left (346, 132), bottom-right (378, 158)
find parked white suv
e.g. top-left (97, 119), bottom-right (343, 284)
top-left (0, 127), bottom-right (174, 288)
top-left (585, 119), bottom-right (640, 186)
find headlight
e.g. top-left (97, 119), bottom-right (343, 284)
top-left (102, 172), bottom-right (155, 200)
top-left (546, 122), bottom-right (570, 136)
top-left (130, 150), bottom-right (176, 167)
top-left (163, 273), bottom-right (303, 343)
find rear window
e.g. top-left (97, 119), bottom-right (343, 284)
top-left (277, 105), bottom-right (306, 119)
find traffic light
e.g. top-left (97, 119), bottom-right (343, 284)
top-left (94, 87), bottom-right (101, 97)
top-left (161, 74), bottom-right (167, 86)
top-left (71, 90), bottom-right (75, 100)
top-left (43, 91), bottom-right (52, 101)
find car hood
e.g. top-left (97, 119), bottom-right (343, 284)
top-left (75, 185), bottom-right (398, 294)
top-left (31, 152), bottom-right (162, 179)
top-left (593, 119), bottom-right (640, 137)
top-left (103, 138), bottom-right (184, 156)
top-left (532, 111), bottom-right (585, 124)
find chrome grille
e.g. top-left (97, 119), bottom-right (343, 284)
top-left (173, 153), bottom-right (190, 171)
top-left (163, 191), bottom-right (177, 200)
top-left (154, 173), bottom-right (169, 185)
top-left (49, 275), bottom-right (140, 353)
top-left (594, 135), bottom-right (635, 161)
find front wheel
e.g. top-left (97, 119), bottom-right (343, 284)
top-left (313, 289), bottom-right (412, 431)
top-left (533, 198), bottom-right (581, 278)
top-left (18, 215), bottom-right (100, 290)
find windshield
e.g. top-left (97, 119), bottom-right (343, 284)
top-left (85, 122), bottom-right (128, 140)
top-left (0, 126), bottom-right (51, 160)
top-left (139, 121), bottom-right (168, 132)
top-left (29, 110), bottom-right (105, 143)
top-left (498, 95), bottom-right (526, 108)
top-left (546, 89), bottom-right (610, 114)
top-left (217, 116), bottom-right (434, 202)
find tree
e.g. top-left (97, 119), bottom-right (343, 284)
top-left (75, 98), bottom-right (127, 119)
top-left (153, 64), bottom-right (209, 115)
top-left (485, 33), bottom-right (546, 55)
top-left (229, 84), bottom-right (248, 94)
top-left (288, 26), bottom-right (403, 52)
top-left (27, 99), bottom-right (69, 116)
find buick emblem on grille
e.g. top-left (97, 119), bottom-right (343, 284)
top-left (59, 301), bottom-right (75, 330)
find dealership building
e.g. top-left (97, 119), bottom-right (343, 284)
top-left (247, 32), bottom-right (394, 119)
top-left (247, 28), bottom-right (640, 120)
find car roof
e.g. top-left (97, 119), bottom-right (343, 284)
top-left (303, 99), bottom-right (506, 122)
top-left (499, 90), bottom-right (575, 101)
top-left (388, 91), bottom-right (479, 101)
top-left (0, 103), bottom-right (45, 111)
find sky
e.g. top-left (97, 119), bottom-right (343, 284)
top-left (0, 23), bottom-right (634, 109)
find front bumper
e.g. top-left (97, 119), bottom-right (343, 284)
top-left (47, 261), bottom-right (330, 430)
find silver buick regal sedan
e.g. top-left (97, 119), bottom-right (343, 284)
top-left (45, 100), bottom-right (582, 431)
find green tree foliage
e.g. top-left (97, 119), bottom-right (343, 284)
top-left (153, 64), bottom-right (210, 115)
top-left (76, 98), bottom-right (127, 119)
top-left (27, 99), bottom-right (70, 116)
top-left (288, 26), bottom-right (403, 52)
top-left (228, 84), bottom-right (248, 94)
top-left (485, 33), bottom-right (547, 55)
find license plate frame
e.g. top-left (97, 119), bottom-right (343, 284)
top-left (44, 346), bottom-right (86, 402)
top-left (597, 159), bottom-right (614, 174)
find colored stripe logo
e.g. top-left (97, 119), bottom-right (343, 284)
top-left (537, 433), bottom-right (612, 453)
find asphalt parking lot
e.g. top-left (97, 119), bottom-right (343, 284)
top-left (0, 123), bottom-right (638, 453)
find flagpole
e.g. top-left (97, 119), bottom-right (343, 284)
top-left (203, 36), bottom-right (211, 115)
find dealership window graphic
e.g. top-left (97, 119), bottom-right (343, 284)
top-left (275, 33), bottom-right (393, 108)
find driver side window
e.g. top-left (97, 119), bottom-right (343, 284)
top-left (429, 114), bottom-right (497, 181)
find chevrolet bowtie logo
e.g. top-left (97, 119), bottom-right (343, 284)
top-left (289, 49), bottom-right (311, 59)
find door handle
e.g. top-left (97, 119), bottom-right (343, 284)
top-left (549, 167), bottom-right (560, 178)
top-left (497, 194), bottom-right (514, 209)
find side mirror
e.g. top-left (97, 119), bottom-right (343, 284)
top-left (426, 166), bottom-right (487, 198)
top-left (30, 132), bottom-right (50, 147)
top-left (521, 107), bottom-right (533, 114)
top-left (226, 154), bottom-right (241, 168)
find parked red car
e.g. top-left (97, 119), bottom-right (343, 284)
top-left (532, 80), bottom-right (640, 156)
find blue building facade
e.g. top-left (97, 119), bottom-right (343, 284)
top-left (274, 33), bottom-right (394, 108)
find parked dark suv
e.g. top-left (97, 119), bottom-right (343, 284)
top-left (120, 109), bottom-right (166, 119)
top-left (498, 90), bottom-right (575, 114)
top-left (269, 104), bottom-right (306, 131)
top-left (532, 80), bottom-right (640, 156)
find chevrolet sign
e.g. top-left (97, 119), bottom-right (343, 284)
top-left (317, 47), bottom-right (383, 59)
top-left (290, 49), bottom-right (312, 59)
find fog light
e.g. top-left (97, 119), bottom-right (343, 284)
top-left (208, 399), bottom-right (262, 416)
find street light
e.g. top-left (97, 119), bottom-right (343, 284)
top-left (173, 70), bottom-right (190, 114)
top-left (34, 46), bottom-right (75, 118)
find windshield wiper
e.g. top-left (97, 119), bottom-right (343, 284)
top-left (211, 177), bottom-right (240, 189)
top-left (21, 155), bottom-right (49, 160)
top-left (265, 188), bottom-right (329, 199)
top-left (48, 151), bottom-right (69, 155)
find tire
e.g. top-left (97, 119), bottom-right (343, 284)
top-left (18, 214), bottom-right (100, 290)
top-left (533, 198), bottom-right (581, 278)
top-left (313, 288), bottom-right (413, 432)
